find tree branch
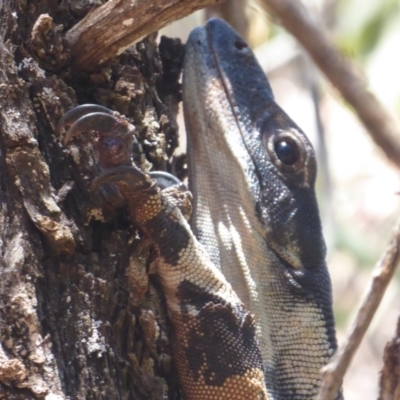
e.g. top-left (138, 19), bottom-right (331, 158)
top-left (379, 317), bottom-right (400, 400)
top-left (259, 0), bottom-right (400, 169)
top-left (316, 217), bottom-right (400, 400)
top-left (205, 0), bottom-right (249, 40)
top-left (66, 0), bottom-right (223, 72)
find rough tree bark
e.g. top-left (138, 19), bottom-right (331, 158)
top-left (0, 0), bottom-right (219, 399)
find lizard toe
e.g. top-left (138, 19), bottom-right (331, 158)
top-left (57, 104), bottom-right (114, 140)
top-left (91, 165), bottom-right (154, 197)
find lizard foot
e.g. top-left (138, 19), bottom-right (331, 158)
top-left (90, 165), bottom-right (162, 227)
top-left (93, 167), bottom-right (192, 221)
top-left (58, 104), bottom-right (139, 208)
top-left (149, 172), bottom-right (192, 220)
top-left (60, 104), bottom-right (192, 217)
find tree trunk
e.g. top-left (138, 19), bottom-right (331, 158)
top-left (0, 1), bottom-right (189, 399)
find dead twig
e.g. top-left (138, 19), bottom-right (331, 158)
top-left (316, 218), bottom-right (400, 400)
top-left (66, 0), bottom-right (223, 72)
top-left (259, 0), bottom-right (400, 169)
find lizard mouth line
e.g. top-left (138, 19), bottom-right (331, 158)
top-left (205, 27), bottom-right (306, 274)
top-left (206, 28), bottom-right (251, 160)
top-left (205, 26), bottom-right (266, 208)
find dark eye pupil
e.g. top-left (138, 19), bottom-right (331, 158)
top-left (274, 139), bottom-right (299, 165)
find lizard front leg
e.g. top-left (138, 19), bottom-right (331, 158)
top-left (60, 106), bottom-right (269, 400)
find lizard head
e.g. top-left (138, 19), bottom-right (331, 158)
top-left (184, 18), bottom-right (326, 271)
top-left (183, 18), bottom-right (339, 399)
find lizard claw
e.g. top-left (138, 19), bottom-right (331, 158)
top-left (91, 165), bottom-right (154, 197)
top-left (92, 167), bottom-right (192, 220)
top-left (57, 104), bottom-right (114, 143)
top-left (59, 104), bottom-right (136, 168)
top-left (62, 112), bottom-right (134, 147)
top-left (62, 112), bottom-right (121, 146)
top-left (148, 171), bottom-right (186, 190)
top-left (59, 105), bottom-right (190, 216)
top-left (149, 172), bottom-right (191, 219)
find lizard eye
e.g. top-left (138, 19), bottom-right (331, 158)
top-left (267, 131), bottom-right (306, 173)
top-left (274, 138), bottom-right (299, 166)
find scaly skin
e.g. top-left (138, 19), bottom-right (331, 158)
top-left (59, 18), bottom-right (341, 400)
top-left (94, 166), bottom-right (269, 400)
top-left (184, 19), bottom-right (340, 399)
top-left (60, 106), bottom-right (268, 399)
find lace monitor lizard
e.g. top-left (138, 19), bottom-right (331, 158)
top-left (59, 18), bottom-right (340, 400)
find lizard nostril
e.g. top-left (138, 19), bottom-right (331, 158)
top-left (234, 39), bottom-right (248, 50)
top-left (197, 40), bottom-right (202, 46)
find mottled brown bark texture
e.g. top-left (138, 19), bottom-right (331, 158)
top-left (0, 0), bottom-right (187, 399)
